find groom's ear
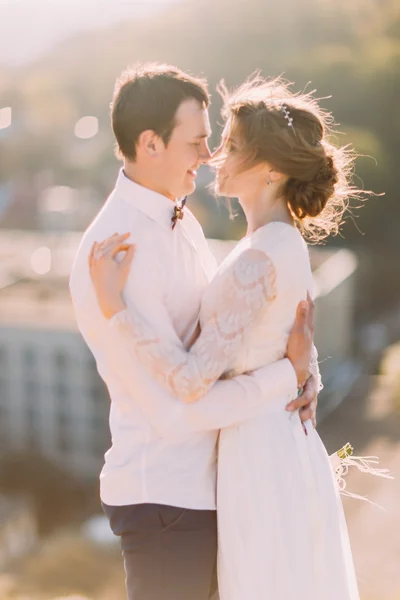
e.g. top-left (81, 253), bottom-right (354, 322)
top-left (137, 130), bottom-right (164, 158)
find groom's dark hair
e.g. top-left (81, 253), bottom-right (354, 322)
top-left (111, 63), bottom-right (210, 161)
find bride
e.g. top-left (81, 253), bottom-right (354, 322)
top-left (89, 76), bottom-right (361, 599)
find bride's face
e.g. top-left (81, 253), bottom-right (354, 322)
top-left (213, 122), bottom-right (270, 199)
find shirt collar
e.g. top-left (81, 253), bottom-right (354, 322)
top-left (114, 168), bottom-right (180, 230)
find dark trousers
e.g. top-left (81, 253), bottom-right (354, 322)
top-left (102, 502), bottom-right (218, 600)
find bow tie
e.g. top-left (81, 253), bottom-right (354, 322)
top-left (171, 197), bottom-right (187, 229)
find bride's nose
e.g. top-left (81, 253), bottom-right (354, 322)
top-left (211, 143), bottom-right (223, 158)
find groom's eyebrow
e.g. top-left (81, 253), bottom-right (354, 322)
top-left (194, 133), bottom-right (210, 139)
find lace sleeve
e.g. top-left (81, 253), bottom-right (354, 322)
top-left (309, 344), bottom-right (323, 392)
top-left (110, 249), bottom-right (277, 403)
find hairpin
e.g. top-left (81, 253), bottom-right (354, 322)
top-left (281, 104), bottom-right (294, 127)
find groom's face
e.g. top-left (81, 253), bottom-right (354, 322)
top-left (158, 98), bottom-right (212, 200)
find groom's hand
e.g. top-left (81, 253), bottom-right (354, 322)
top-left (298, 375), bottom-right (318, 427)
top-left (285, 374), bottom-right (318, 427)
top-left (286, 294), bottom-right (314, 387)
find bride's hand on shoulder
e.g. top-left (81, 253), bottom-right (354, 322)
top-left (88, 232), bottom-right (136, 320)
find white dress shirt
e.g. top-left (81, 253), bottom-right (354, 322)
top-left (69, 170), bottom-right (298, 509)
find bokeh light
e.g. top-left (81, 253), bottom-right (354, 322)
top-left (0, 107), bottom-right (12, 130)
top-left (74, 116), bottom-right (99, 140)
top-left (30, 246), bottom-right (52, 275)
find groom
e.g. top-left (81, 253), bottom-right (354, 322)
top-left (70, 63), bottom-right (320, 600)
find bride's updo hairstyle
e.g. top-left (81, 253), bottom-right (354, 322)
top-left (218, 75), bottom-right (363, 242)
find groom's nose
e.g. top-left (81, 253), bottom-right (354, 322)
top-left (199, 140), bottom-right (212, 164)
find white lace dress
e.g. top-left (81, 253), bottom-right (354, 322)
top-left (110, 222), bottom-right (359, 600)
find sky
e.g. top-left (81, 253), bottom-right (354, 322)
top-left (0, 0), bottom-right (179, 66)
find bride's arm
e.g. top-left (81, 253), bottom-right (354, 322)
top-left (113, 248), bottom-right (277, 403)
top-left (95, 246), bottom-right (278, 403)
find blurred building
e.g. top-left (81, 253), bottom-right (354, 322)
top-left (38, 185), bottom-right (100, 232)
top-left (0, 230), bottom-right (358, 481)
top-left (0, 230), bottom-right (110, 481)
top-left (0, 179), bottom-right (40, 230)
top-left (0, 178), bottom-right (101, 233)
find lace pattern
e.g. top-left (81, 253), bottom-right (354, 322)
top-left (111, 249), bottom-right (277, 403)
top-left (309, 345), bottom-right (323, 392)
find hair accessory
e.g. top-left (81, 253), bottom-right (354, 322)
top-left (281, 104), bottom-right (294, 127)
